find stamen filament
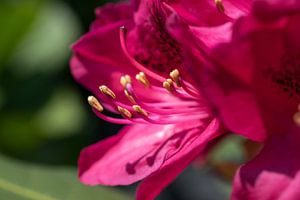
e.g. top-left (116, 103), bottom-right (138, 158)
top-left (180, 80), bottom-right (202, 98)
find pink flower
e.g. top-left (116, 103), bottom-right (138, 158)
top-left (69, 0), bottom-right (245, 199)
top-left (182, 0), bottom-right (300, 199)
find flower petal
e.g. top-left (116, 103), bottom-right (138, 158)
top-left (71, 18), bottom-right (135, 95)
top-left (232, 128), bottom-right (300, 200)
top-left (166, 0), bottom-right (251, 26)
top-left (91, 2), bottom-right (133, 30)
top-left (78, 121), bottom-right (204, 186)
top-left (253, 0), bottom-right (300, 21)
top-left (136, 118), bottom-right (224, 200)
top-left (200, 13), bottom-right (300, 141)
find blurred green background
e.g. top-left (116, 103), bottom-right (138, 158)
top-left (0, 0), bottom-right (246, 199)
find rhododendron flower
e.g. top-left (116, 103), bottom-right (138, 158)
top-left (69, 0), bottom-right (251, 199)
top-left (182, 0), bottom-right (300, 199)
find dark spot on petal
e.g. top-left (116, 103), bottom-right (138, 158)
top-left (146, 157), bottom-right (155, 166)
top-left (266, 54), bottom-right (300, 99)
top-left (125, 163), bottom-right (136, 175)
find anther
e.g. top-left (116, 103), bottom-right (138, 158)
top-left (170, 69), bottom-right (181, 87)
top-left (215, 0), bottom-right (225, 13)
top-left (133, 105), bottom-right (148, 117)
top-left (99, 85), bottom-right (116, 99)
top-left (136, 72), bottom-right (150, 87)
top-left (163, 79), bottom-right (174, 93)
top-left (293, 112), bottom-right (300, 127)
top-left (117, 106), bottom-right (132, 119)
top-left (87, 96), bottom-right (104, 112)
top-left (120, 75), bottom-right (131, 88)
top-left (124, 89), bottom-right (136, 104)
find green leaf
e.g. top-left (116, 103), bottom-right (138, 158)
top-left (0, 154), bottom-right (132, 200)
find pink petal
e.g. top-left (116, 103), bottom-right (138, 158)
top-left (200, 13), bottom-right (300, 141)
top-left (253, 0), bottom-right (300, 21)
top-left (71, 19), bottom-right (134, 96)
top-left (136, 119), bottom-right (224, 200)
top-left (232, 128), bottom-right (300, 200)
top-left (166, 0), bottom-right (251, 26)
top-left (78, 121), bottom-right (204, 186)
top-left (91, 2), bottom-right (133, 30)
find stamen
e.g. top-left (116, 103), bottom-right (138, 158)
top-left (181, 80), bottom-right (202, 98)
top-left (120, 75), bottom-right (131, 88)
top-left (136, 72), bottom-right (150, 87)
top-left (117, 106), bottom-right (132, 119)
top-left (87, 96), bottom-right (104, 112)
top-left (215, 0), bottom-right (225, 13)
top-left (163, 79), bottom-right (174, 93)
top-left (133, 105), bottom-right (148, 117)
top-left (99, 85), bottom-right (116, 99)
top-left (120, 76), bottom-right (137, 104)
top-left (124, 89), bottom-right (136, 104)
top-left (293, 112), bottom-right (300, 127)
top-left (170, 69), bottom-right (181, 87)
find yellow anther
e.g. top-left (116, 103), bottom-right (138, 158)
top-left (215, 0), bottom-right (225, 13)
top-left (163, 78), bottom-right (174, 93)
top-left (170, 69), bottom-right (181, 87)
top-left (124, 89), bottom-right (136, 104)
top-left (99, 85), bottom-right (116, 99)
top-left (117, 106), bottom-right (132, 119)
top-left (87, 96), bottom-right (104, 112)
top-left (133, 105), bottom-right (148, 117)
top-left (293, 112), bottom-right (300, 127)
top-left (120, 75), bottom-right (131, 88)
top-left (136, 72), bottom-right (150, 87)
